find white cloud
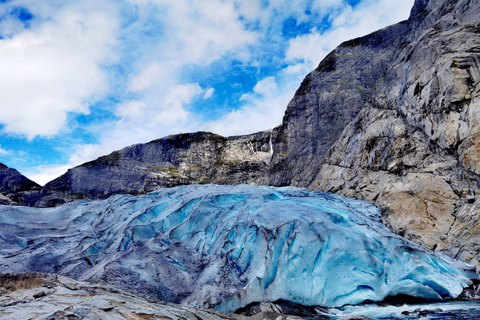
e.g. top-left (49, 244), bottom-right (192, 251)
top-left (311, 0), bottom-right (343, 11)
top-left (130, 0), bottom-right (258, 65)
top-left (203, 75), bottom-right (296, 136)
top-left (286, 0), bottom-right (415, 71)
top-left (127, 61), bottom-right (167, 92)
top-left (26, 164), bottom-right (71, 186)
top-left (0, 146), bottom-right (9, 155)
top-left (0, 15), bottom-right (25, 38)
top-left (0, 3), bottom-right (119, 139)
top-left (234, 0), bottom-right (312, 28)
top-left (115, 100), bottom-right (146, 118)
top-left (252, 76), bottom-right (278, 97)
top-left (203, 88), bottom-right (215, 99)
top-left (154, 83), bottom-right (203, 123)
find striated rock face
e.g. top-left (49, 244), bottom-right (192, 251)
top-left (263, 21), bottom-right (410, 187)
top-left (307, 0), bottom-right (480, 267)
top-left (0, 272), bottom-right (260, 320)
top-left (41, 131), bottom-right (273, 204)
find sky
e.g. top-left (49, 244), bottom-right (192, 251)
top-left (0, 0), bottom-right (415, 185)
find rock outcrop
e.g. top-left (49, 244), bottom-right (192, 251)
top-left (0, 163), bottom-right (41, 205)
top-left (42, 131), bottom-right (273, 203)
top-left (262, 20), bottom-right (410, 187)
top-left (0, 272), bottom-right (269, 320)
top-left (305, 0), bottom-right (480, 268)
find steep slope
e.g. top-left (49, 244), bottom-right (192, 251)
top-left (0, 163), bottom-right (41, 205)
top-left (44, 131), bottom-right (273, 202)
top-left (309, 0), bottom-right (480, 267)
top-left (262, 21), bottom-right (410, 187)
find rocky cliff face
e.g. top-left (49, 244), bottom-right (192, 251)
top-left (303, 0), bottom-right (480, 268)
top-left (0, 163), bottom-right (41, 205)
top-left (262, 21), bottom-right (410, 187)
top-left (43, 131), bottom-right (273, 202)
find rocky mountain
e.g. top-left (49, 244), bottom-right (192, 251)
top-left (0, 131), bottom-right (273, 207)
top-left (45, 131), bottom-right (273, 200)
top-left (308, 0), bottom-right (480, 269)
top-left (0, 163), bottom-right (41, 205)
top-left (2, 0), bottom-right (480, 269)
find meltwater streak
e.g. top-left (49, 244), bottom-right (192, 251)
top-left (0, 185), bottom-right (476, 312)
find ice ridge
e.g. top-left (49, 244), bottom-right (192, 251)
top-left (0, 184), bottom-right (475, 312)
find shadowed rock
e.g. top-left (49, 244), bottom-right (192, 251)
top-left (43, 131), bottom-right (274, 203)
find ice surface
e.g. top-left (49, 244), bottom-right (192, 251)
top-left (0, 184), bottom-right (476, 312)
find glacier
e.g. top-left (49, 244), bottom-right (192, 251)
top-left (0, 184), bottom-right (476, 312)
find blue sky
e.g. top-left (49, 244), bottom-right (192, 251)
top-left (0, 0), bottom-right (414, 185)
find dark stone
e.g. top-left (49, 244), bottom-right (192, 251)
top-left (235, 300), bottom-right (330, 319)
top-left (33, 291), bottom-right (47, 298)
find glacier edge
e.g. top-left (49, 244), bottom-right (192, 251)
top-left (0, 184), bottom-right (476, 312)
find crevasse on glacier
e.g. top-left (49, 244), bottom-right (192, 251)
top-left (0, 185), bottom-right (475, 312)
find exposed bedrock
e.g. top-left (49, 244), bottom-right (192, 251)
top-left (5, 131), bottom-right (273, 206)
top-left (310, 0), bottom-right (480, 267)
top-left (0, 271), bottom-right (253, 320)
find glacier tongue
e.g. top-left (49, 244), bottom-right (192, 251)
top-left (0, 184), bottom-right (475, 311)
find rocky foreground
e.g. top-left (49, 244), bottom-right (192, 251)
top-left (2, 272), bottom-right (480, 320)
top-left (0, 271), bottom-right (273, 320)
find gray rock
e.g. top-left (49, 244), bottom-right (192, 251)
top-left (308, 0), bottom-right (480, 267)
top-left (263, 20), bottom-right (410, 187)
top-left (0, 272), bottom-right (247, 320)
top-left (0, 163), bottom-right (42, 205)
top-left (42, 131), bottom-right (273, 204)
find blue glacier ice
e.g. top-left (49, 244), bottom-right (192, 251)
top-left (0, 184), bottom-right (476, 312)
